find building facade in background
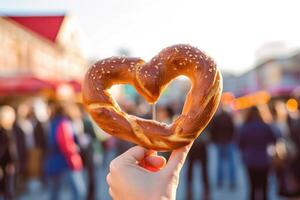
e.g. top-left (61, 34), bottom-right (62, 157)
top-left (223, 51), bottom-right (300, 98)
top-left (0, 15), bottom-right (87, 80)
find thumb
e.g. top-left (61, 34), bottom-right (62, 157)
top-left (163, 143), bottom-right (192, 174)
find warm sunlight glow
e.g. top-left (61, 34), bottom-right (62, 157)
top-left (286, 98), bottom-right (298, 112)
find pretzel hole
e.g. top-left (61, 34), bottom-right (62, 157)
top-left (108, 76), bottom-right (191, 125)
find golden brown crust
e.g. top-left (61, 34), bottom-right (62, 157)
top-left (83, 44), bottom-right (222, 151)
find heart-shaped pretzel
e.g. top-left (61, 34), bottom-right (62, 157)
top-left (83, 44), bottom-right (222, 151)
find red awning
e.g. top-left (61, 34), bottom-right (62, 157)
top-left (7, 16), bottom-right (65, 43)
top-left (0, 76), bottom-right (81, 97)
top-left (0, 76), bottom-right (56, 96)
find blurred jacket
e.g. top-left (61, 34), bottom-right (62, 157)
top-left (238, 120), bottom-right (276, 168)
top-left (210, 111), bottom-right (235, 144)
top-left (0, 128), bottom-right (17, 199)
top-left (13, 118), bottom-right (47, 174)
top-left (45, 117), bottom-right (82, 176)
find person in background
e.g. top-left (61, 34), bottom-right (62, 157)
top-left (13, 102), bottom-right (31, 187)
top-left (286, 101), bottom-right (300, 196)
top-left (30, 98), bottom-right (51, 185)
top-left (45, 101), bottom-right (85, 200)
top-left (269, 103), bottom-right (292, 196)
top-left (13, 101), bottom-right (47, 192)
top-left (82, 110), bottom-right (103, 200)
top-left (186, 129), bottom-right (210, 200)
top-left (66, 103), bottom-right (98, 200)
top-left (238, 106), bottom-right (277, 200)
top-left (209, 107), bottom-right (236, 189)
top-left (0, 106), bottom-right (17, 200)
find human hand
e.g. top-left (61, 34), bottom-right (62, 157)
top-left (106, 144), bottom-right (192, 200)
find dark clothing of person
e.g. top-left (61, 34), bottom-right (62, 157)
top-left (12, 125), bottom-right (27, 175)
top-left (286, 116), bottom-right (300, 195)
top-left (288, 117), bottom-right (300, 151)
top-left (32, 120), bottom-right (47, 152)
top-left (13, 119), bottom-right (47, 175)
top-left (246, 167), bottom-right (269, 200)
top-left (0, 130), bottom-right (11, 194)
top-left (238, 120), bottom-right (276, 168)
top-left (45, 117), bottom-right (68, 174)
top-left (238, 120), bottom-right (276, 200)
top-left (216, 143), bottom-right (236, 187)
top-left (0, 128), bottom-right (16, 200)
top-left (186, 137), bottom-right (209, 200)
top-left (81, 117), bottom-right (97, 200)
top-left (0, 131), bottom-right (8, 159)
top-left (209, 111), bottom-right (236, 187)
top-left (210, 111), bottom-right (235, 144)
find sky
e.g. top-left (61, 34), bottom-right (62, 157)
top-left (1, 0), bottom-right (300, 74)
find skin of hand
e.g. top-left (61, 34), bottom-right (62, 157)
top-left (106, 144), bottom-right (192, 200)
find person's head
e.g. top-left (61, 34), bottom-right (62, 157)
top-left (32, 98), bottom-right (50, 122)
top-left (0, 105), bottom-right (16, 130)
top-left (17, 101), bottom-right (33, 120)
top-left (244, 106), bottom-right (263, 123)
top-left (48, 101), bottom-right (66, 119)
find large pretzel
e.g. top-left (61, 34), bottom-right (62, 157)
top-left (83, 44), bottom-right (222, 151)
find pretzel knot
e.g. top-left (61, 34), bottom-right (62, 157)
top-left (83, 44), bottom-right (222, 151)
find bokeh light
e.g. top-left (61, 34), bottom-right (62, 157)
top-left (286, 98), bottom-right (298, 112)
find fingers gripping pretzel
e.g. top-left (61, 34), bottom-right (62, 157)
top-left (83, 44), bottom-right (222, 151)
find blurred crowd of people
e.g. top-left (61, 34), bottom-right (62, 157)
top-left (186, 99), bottom-right (300, 200)
top-left (0, 99), bottom-right (103, 200)
top-left (116, 93), bottom-right (300, 200)
top-left (0, 93), bottom-right (300, 200)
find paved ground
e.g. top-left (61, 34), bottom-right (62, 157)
top-left (18, 144), bottom-right (285, 200)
